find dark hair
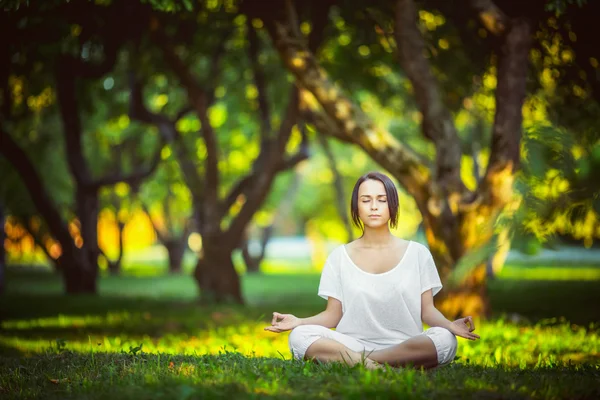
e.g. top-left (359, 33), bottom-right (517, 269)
top-left (350, 172), bottom-right (399, 230)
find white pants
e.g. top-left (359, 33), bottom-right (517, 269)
top-left (288, 325), bottom-right (458, 367)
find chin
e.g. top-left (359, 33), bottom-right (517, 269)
top-left (363, 221), bottom-right (389, 229)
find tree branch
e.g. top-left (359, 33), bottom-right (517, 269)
top-left (247, 18), bottom-right (272, 141)
top-left (317, 133), bottom-right (353, 241)
top-left (60, 41), bottom-right (120, 80)
top-left (276, 86), bottom-right (300, 153)
top-left (0, 129), bottom-right (77, 261)
top-left (223, 176), bottom-right (254, 214)
top-left (56, 60), bottom-right (94, 186)
top-left (150, 22), bottom-right (221, 206)
top-left (395, 0), bottom-right (463, 194)
top-left (140, 201), bottom-right (168, 244)
top-left (278, 117), bottom-right (309, 170)
top-left (301, 108), bottom-right (353, 145)
top-left (265, 3), bottom-right (430, 202)
top-left (207, 26), bottom-right (233, 105)
top-left (480, 17), bottom-right (532, 206)
top-left (221, 121), bottom-right (307, 217)
top-left (223, 88), bottom-right (302, 246)
top-left (128, 72), bottom-right (180, 140)
top-left (89, 140), bottom-right (164, 189)
top-left (127, 72), bottom-right (206, 217)
top-left (14, 214), bottom-right (61, 269)
top-left (469, 0), bottom-right (509, 36)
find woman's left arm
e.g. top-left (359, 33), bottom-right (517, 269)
top-left (421, 289), bottom-right (480, 340)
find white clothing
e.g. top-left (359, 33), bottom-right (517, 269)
top-left (287, 241), bottom-right (457, 367)
top-left (289, 324), bottom-right (457, 366)
top-left (318, 241), bottom-right (443, 348)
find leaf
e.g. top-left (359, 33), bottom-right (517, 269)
top-left (446, 240), bottom-right (500, 288)
top-left (181, 0), bottom-right (193, 12)
top-left (49, 378), bottom-right (69, 384)
top-left (129, 343), bottom-right (143, 355)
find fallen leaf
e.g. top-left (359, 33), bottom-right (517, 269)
top-left (169, 361), bottom-right (175, 369)
top-left (49, 378), bottom-right (69, 384)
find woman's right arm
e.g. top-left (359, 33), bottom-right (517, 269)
top-left (264, 297), bottom-right (343, 333)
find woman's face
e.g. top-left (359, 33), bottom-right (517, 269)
top-left (357, 179), bottom-right (390, 229)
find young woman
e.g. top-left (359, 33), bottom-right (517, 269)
top-left (264, 172), bottom-right (480, 369)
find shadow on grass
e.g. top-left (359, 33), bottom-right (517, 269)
top-left (0, 343), bottom-right (25, 358)
top-left (3, 266), bottom-right (600, 330)
top-left (1, 351), bottom-right (599, 400)
top-left (488, 279), bottom-right (600, 325)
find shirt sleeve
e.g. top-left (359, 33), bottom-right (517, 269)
top-left (419, 246), bottom-right (443, 296)
top-left (318, 259), bottom-right (342, 302)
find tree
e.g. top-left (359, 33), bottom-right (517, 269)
top-left (504, 0), bottom-right (600, 251)
top-left (138, 159), bottom-right (192, 274)
top-left (129, 8), bottom-right (310, 303)
top-left (0, 1), bottom-right (164, 293)
top-left (240, 168), bottom-right (304, 273)
top-left (246, 0), bottom-right (536, 317)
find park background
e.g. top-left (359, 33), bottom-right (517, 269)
top-left (0, 0), bottom-right (599, 398)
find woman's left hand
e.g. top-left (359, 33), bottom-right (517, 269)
top-left (449, 316), bottom-right (480, 340)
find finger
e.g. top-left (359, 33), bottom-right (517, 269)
top-left (264, 326), bottom-right (281, 333)
top-left (271, 312), bottom-right (280, 325)
top-left (456, 332), bottom-right (469, 340)
top-left (465, 316), bottom-right (475, 331)
top-left (462, 331), bottom-right (479, 340)
top-left (456, 331), bottom-right (476, 340)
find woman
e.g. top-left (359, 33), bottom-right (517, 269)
top-left (264, 172), bottom-right (480, 369)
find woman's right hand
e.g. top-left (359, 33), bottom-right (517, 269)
top-left (264, 312), bottom-right (301, 333)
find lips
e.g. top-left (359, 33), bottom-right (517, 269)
top-left (369, 215), bottom-right (381, 218)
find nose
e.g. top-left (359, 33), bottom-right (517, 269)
top-left (371, 201), bottom-right (378, 210)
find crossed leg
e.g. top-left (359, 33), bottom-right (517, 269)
top-left (304, 338), bottom-right (382, 369)
top-left (368, 335), bottom-right (437, 369)
top-left (304, 335), bottom-right (437, 369)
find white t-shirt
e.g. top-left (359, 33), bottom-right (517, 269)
top-left (318, 241), bottom-right (443, 349)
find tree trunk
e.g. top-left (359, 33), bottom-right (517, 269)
top-left (165, 237), bottom-right (186, 274)
top-left (241, 225), bottom-right (274, 274)
top-left (0, 203), bottom-right (5, 295)
top-left (107, 220), bottom-right (125, 276)
top-left (194, 238), bottom-right (242, 304)
top-left (63, 258), bottom-right (96, 293)
top-left (241, 232), bottom-right (260, 274)
top-left (421, 209), bottom-right (490, 318)
top-left (140, 22), bottom-right (308, 304)
top-left (66, 186), bottom-right (100, 293)
top-left (0, 129), bottom-right (94, 294)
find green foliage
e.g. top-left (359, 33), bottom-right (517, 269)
top-left (510, 123), bottom-right (600, 248)
top-left (54, 338), bottom-right (67, 353)
top-left (545, 0), bottom-right (588, 15)
top-left (446, 240), bottom-right (500, 288)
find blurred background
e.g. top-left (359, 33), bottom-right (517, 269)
top-left (1, 0), bottom-right (599, 357)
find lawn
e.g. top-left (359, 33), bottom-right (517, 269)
top-left (0, 266), bottom-right (599, 399)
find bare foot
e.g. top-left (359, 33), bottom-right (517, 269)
top-left (364, 358), bottom-right (384, 370)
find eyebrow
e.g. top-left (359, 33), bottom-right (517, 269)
top-left (359, 194), bottom-right (387, 198)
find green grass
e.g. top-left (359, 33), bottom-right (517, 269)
top-left (1, 266), bottom-right (599, 399)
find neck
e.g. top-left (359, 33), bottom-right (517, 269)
top-left (359, 226), bottom-right (395, 247)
